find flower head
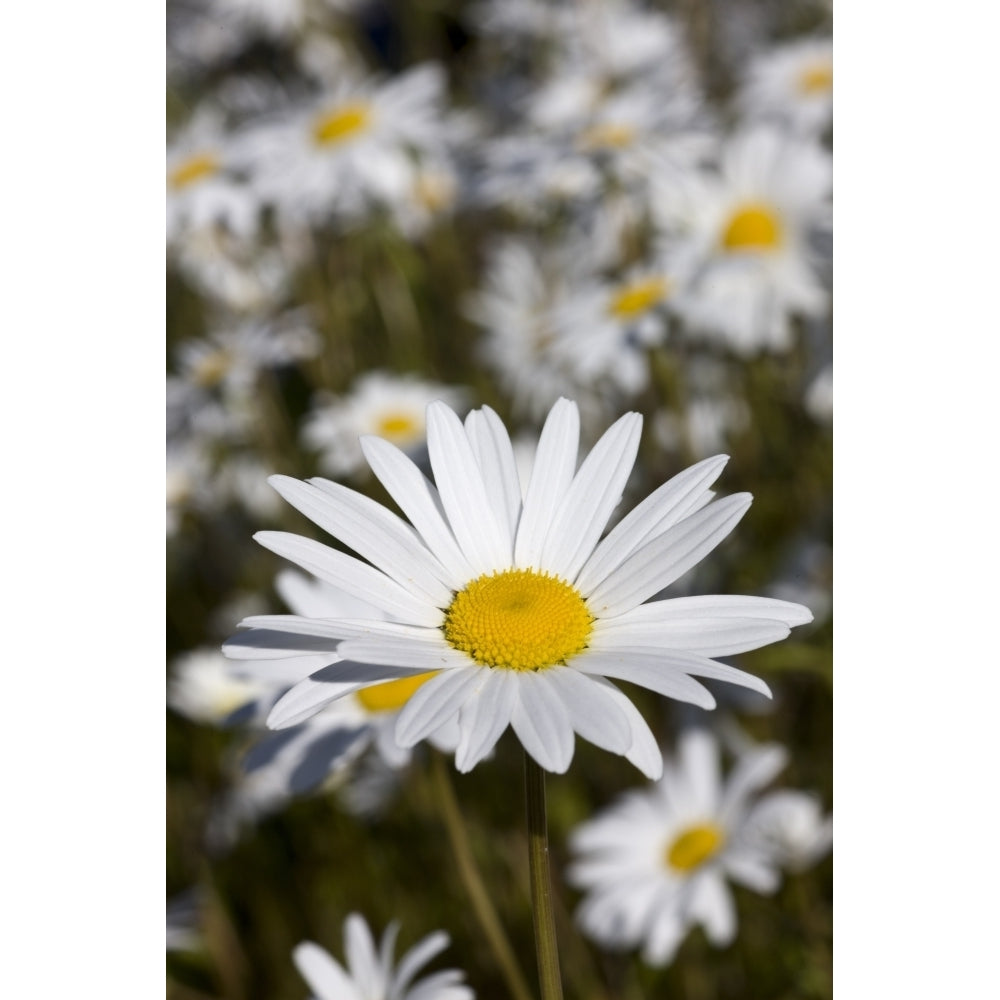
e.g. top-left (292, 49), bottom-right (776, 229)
top-left (226, 398), bottom-right (811, 777)
top-left (294, 913), bottom-right (473, 1000)
top-left (567, 728), bottom-right (831, 965)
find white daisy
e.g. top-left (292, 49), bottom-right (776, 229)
top-left (168, 647), bottom-right (272, 725)
top-left (227, 397), bottom-right (811, 777)
top-left (658, 126), bottom-right (832, 354)
top-left (294, 913), bottom-right (474, 1000)
top-left (738, 37), bottom-right (833, 136)
top-left (465, 239), bottom-right (617, 427)
top-left (567, 728), bottom-right (829, 965)
top-left (303, 372), bottom-right (469, 478)
top-left (167, 110), bottom-right (259, 245)
top-left (173, 312), bottom-right (321, 397)
top-left (169, 222), bottom-right (297, 314)
top-left (239, 64), bottom-right (453, 227)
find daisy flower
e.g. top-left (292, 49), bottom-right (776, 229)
top-left (227, 397), bottom-right (811, 777)
top-left (240, 64), bottom-right (453, 228)
top-left (167, 110), bottom-right (259, 245)
top-left (567, 728), bottom-right (830, 965)
top-left (173, 312), bottom-right (321, 397)
top-left (302, 372), bottom-right (469, 478)
top-left (738, 37), bottom-right (833, 136)
top-left (168, 647), bottom-right (272, 725)
top-left (658, 126), bottom-right (832, 353)
top-left (294, 913), bottom-right (474, 1000)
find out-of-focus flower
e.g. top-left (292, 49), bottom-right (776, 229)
top-left (568, 728), bottom-right (831, 965)
top-left (228, 398), bottom-right (811, 777)
top-left (167, 111), bottom-right (259, 245)
top-left (240, 64), bottom-right (455, 228)
top-left (738, 38), bottom-right (833, 136)
top-left (805, 364), bottom-right (833, 423)
top-left (467, 240), bottom-right (614, 426)
top-left (303, 372), bottom-right (469, 478)
top-left (743, 789), bottom-right (833, 872)
top-left (168, 648), bottom-right (272, 725)
top-left (174, 312), bottom-right (321, 397)
top-left (294, 913), bottom-right (474, 1000)
top-left (546, 256), bottom-right (688, 400)
top-left (658, 127), bottom-right (831, 354)
top-left (166, 889), bottom-right (203, 953)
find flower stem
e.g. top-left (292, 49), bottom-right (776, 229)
top-left (524, 752), bottom-right (564, 1000)
top-left (431, 753), bottom-right (535, 1000)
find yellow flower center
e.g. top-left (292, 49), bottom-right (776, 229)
top-left (444, 569), bottom-right (593, 671)
top-left (609, 277), bottom-right (670, 319)
top-left (578, 122), bottom-right (636, 150)
top-left (663, 823), bottom-right (726, 872)
top-left (375, 411), bottom-right (421, 442)
top-left (665, 823), bottom-right (725, 872)
top-left (798, 61), bottom-right (833, 95)
top-left (355, 672), bottom-right (439, 713)
top-left (168, 152), bottom-right (221, 190)
top-left (721, 203), bottom-right (783, 252)
top-left (312, 102), bottom-right (373, 146)
top-left (191, 350), bottom-right (231, 388)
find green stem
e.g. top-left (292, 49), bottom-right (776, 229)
top-left (524, 752), bottom-right (564, 1000)
top-left (431, 753), bottom-right (535, 1000)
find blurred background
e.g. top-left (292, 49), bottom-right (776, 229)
top-left (166, 0), bottom-right (832, 997)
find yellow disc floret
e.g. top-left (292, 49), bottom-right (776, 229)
top-left (312, 102), bottom-right (373, 146)
top-left (355, 671), bottom-right (439, 713)
top-left (444, 569), bottom-right (593, 671)
top-left (375, 411), bottom-right (421, 442)
top-left (721, 202), bottom-right (783, 251)
top-left (798, 62), bottom-right (833, 95)
top-left (168, 152), bottom-right (221, 190)
top-left (578, 122), bottom-right (637, 151)
top-left (609, 277), bottom-right (670, 319)
top-left (665, 823), bottom-right (725, 872)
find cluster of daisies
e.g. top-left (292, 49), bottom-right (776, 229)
top-left (167, 0), bottom-right (832, 994)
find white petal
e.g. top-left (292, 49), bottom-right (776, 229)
top-left (586, 494), bottom-right (752, 616)
top-left (689, 873), bottom-right (736, 946)
top-left (270, 475), bottom-right (454, 606)
top-left (395, 668), bottom-right (484, 747)
top-left (345, 914), bottom-right (384, 999)
top-left (593, 616), bottom-right (791, 657)
top-left (393, 931), bottom-right (450, 996)
top-left (223, 628), bottom-right (340, 658)
top-left (511, 671), bottom-right (575, 772)
top-left (548, 668), bottom-right (632, 755)
top-left (266, 674), bottom-right (359, 730)
top-left (360, 435), bottom-right (474, 588)
top-left (336, 636), bottom-right (471, 671)
top-left (514, 398), bottom-right (579, 569)
top-left (236, 615), bottom-right (434, 643)
top-left (455, 669), bottom-right (518, 772)
top-left (575, 455), bottom-right (729, 594)
top-left (255, 532), bottom-right (443, 627)
top-left (677, 728), bottom-right (721, 814)
top-left (718, 743), bottom-right (789, 822)
top-left (426, 401), bottom-right (511, 572)
top-left (541, 412), bottom-right (642, 582)
top-left (723, 853), bottom-right (781, 894)
top-left (464, 406), bottom-right (522, 546)
top-left (590, 678), bottom-right (664, 779)
top-left (603, 595), bottom-right (813, 627)
top-left (267, 662), bottom-right (430, 730)
top-left (293, 942), bottom-right (360, 1000)
top-left (573, 651), bottom-right (717, 709)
